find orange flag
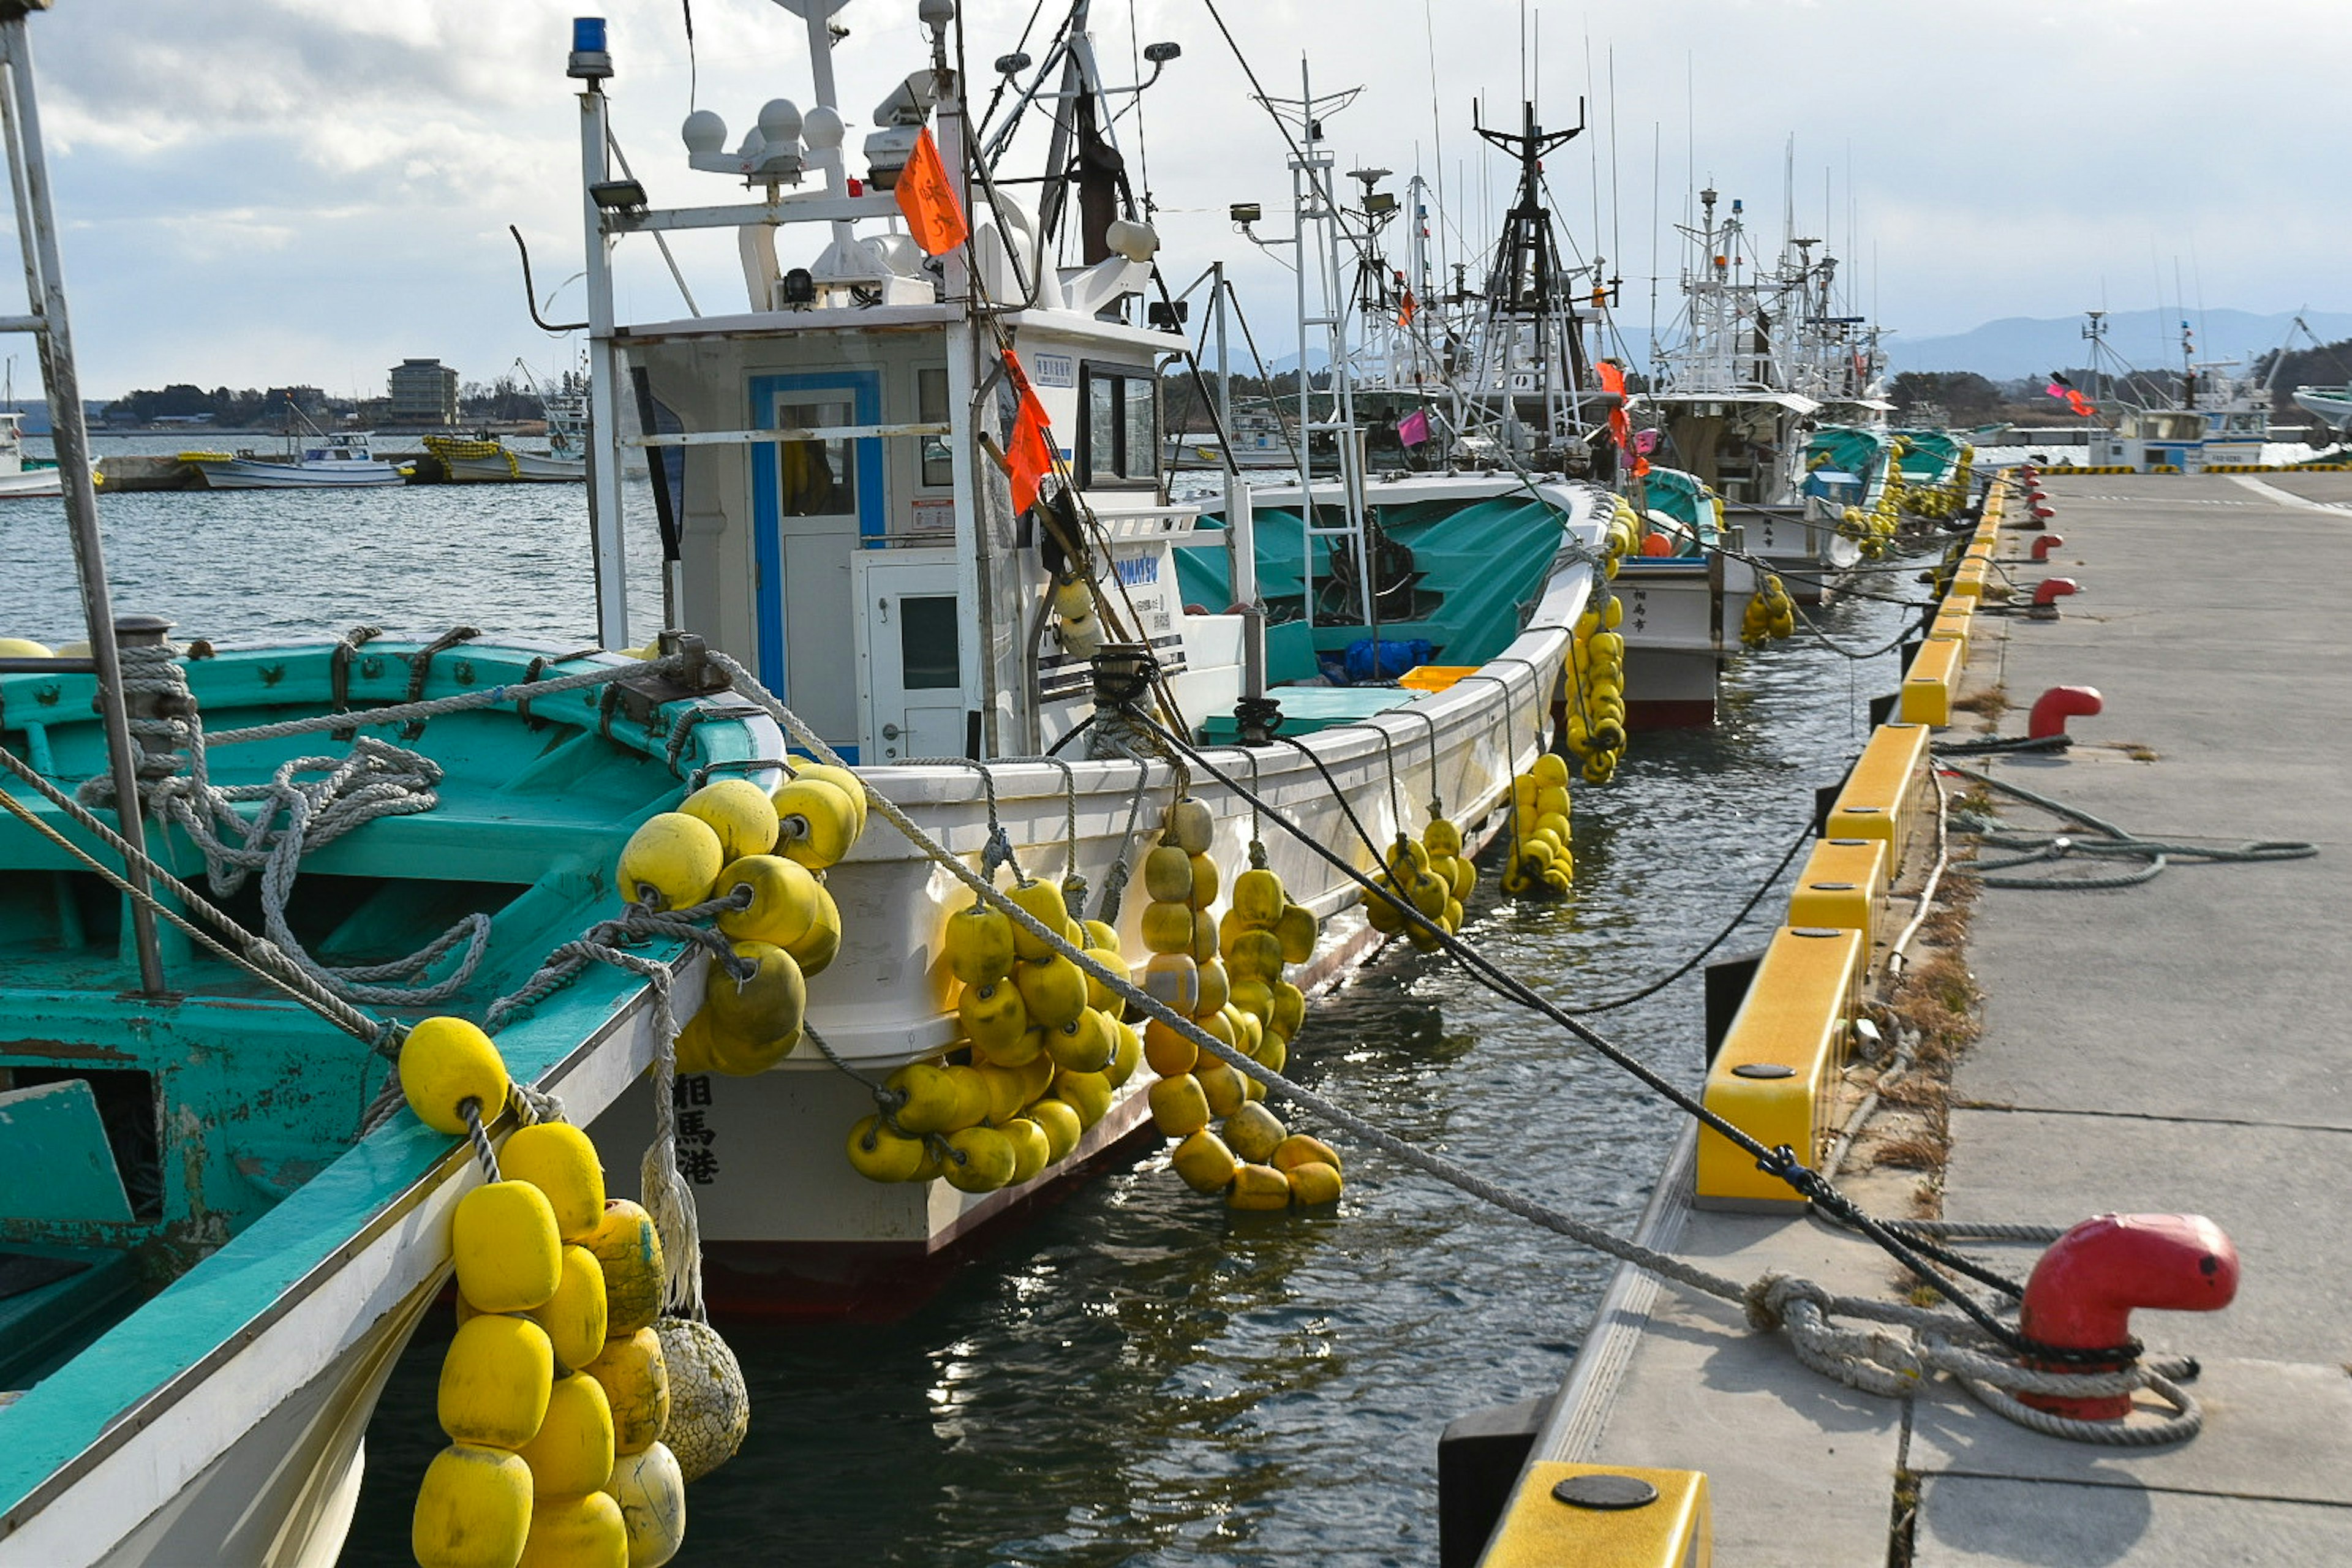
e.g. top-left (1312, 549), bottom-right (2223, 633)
top-left (1596, 360), bottom-right (1648, 476)
top-left (1397, 287), bottom-right (1417, 328)
top-left (895, 126), bottom-right (969, 257)
top-left (1002, 349), bottom-right (1054, 514)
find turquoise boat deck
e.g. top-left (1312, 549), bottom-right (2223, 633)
top-left (1177, 489), bottom-right (1572, 695)
top-left (0, 640), bottom-right (761, 1521)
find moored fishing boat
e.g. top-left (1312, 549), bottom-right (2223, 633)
top-left (420, 431), bottom-right (587, 483)
top-left (541, 4), bottom-right (1619, 1311)
top-left (0, 410), bottom-right (61, 496)
top-left (185, 430), bottom-right (405, 489)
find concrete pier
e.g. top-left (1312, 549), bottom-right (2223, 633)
top-left (1493, 471), bottom-right (2352, 1564)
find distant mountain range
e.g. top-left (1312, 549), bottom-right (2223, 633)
top-left (1886, 309), bottom-right (2352, 382)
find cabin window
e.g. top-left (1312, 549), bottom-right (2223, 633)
top-left (898, 595), bottom-right (960, 689)
top-left (1077, 363), bottom-right (1158, 489)
top-left (916, 367), bottom-right (954, 487)
top-left (775, 396), bottom-right (858, 516)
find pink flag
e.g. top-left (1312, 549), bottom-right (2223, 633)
top-left (1398, 408), bottom-right (1431, 447)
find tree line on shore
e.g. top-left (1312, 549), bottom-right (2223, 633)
top-left (103, 374), bottom-right (546, 429)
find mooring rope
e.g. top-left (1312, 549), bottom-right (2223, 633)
top-left (696, 650), bottom-right (2194, 1442)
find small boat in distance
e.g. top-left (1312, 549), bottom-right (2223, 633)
top-left (0, 410), bottom-right (62, 497)
top-left (419, 432), bottom-right (586, 483)
top-left (184, 430), bottom-right (405, 489)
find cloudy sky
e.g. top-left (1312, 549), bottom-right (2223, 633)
top-left (15, 0), bottom-right (2347, 398)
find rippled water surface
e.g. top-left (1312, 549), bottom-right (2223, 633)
top-left (8, 459), bottom-right (1912, 1566)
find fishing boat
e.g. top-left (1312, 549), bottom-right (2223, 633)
top-left (2291, 383), bottom-right (2352, 434)
top-left (0, 410), bottom-right (62, 497)
top-left (549, 6), bottom-right (1615, 1311)
top-left (184, 430), bottom-right (405, 489)
top-left (420, 432), bottom-right (587, 483)
top-left (2075, 312), bottom-right (2274, 472)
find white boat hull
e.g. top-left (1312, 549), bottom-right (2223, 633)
top-left (587, 524), bottom-right (1604, 1308)
top-left (0, 464), bottom-right (61, 497)
top-left (435, 448), bottom-right (586, 484)
top-left (192, 459), bottom-right (404, 489)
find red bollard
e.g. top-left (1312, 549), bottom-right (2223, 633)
top-left (2019, 464), bottom-right (2040, 483)
top-left (2019, 1213), bottom-right (2239, 1419)
top-left (2030, 535), bottom-right (2065, 562)
top-left (2032, 577), bottom-right (2080, 609)
top-left (2027, 685), bottom-right (2103, 739)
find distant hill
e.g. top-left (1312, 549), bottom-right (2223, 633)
top-left (1887, 309), bottom-right (2352, 381)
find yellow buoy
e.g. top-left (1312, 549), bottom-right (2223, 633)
top-left (712, 854), bottom-right (820, 950)
top-left (1053, 1067), bottom-right (1112, 1129)
top-left (0, 637), bottom-right (52, 657)
top-left (1148, 1072), bottom-right (1211, 1137)
top-left (700, 941), bottom-right (806, 1074)
top-left (1045, 1008), bottom-right (1114, 1073)
top-left (518, 1371), bottom-right (617, 1497)
top-left (1104, 1018), bottom-right (1142, 1088)
top-left (1186, 852), bottom-right (1221, 910)
top-left (784, 884), bottom-right (841, 978)
top-left (884, 1061), bottom-right (963, 1135)
top-left (943, 1125), bottom-right (1016, 1192)
top-left (1140, 951), bottom-right (1200, 1014)
top-left (1270, 1133), bottom-right (1340, 1175)
top-left (616, 812), bottom-right (726, 911)
top-left (974, 1022), bottom-right (1046, 1069)
top-left (1226, 977), bottom-right (1273, 1025)
top-left (1193, 957), bottom-right (1231, 1017)
top-left (1227, 1163), bottom-right (1292, 1210)
top-left (518, 1490), bottom-right (628, 1568)
top-left (1142, 844), bottom-right (1194, 903)
top-left (1026, 1096), bottom-right (1082, 1163)
top-left (769, 777), bottom-right (860, 869)
top-left (956, 977), bottom-right (1029, 1055)
top-left (437, 1314), bottom-right (556, 1450)
top-left (584, 1327), bottom-right (671, 1457)
top-left (529, 1244), bottom-right (611, 1373)
top-left (454, 1180), bottom-right (564, 1314)
top-left (1139, 900), bottom-right (1194, 956)
top-left (1195, 1058), bottom-right (1245, 1118)
top-left (1005, 880), bottom-right (1069, 961)
top-left (974, 1060), bottom-right (1030, 1125)
top-left (940, 1064), bottom-right (992, 1131)
top-left (1001, 1117), bottom-right (1051, 1185)
top-left (1221, 1102), bottom-right (1287, 1165)
top-left (1284, 1160), bottom-right (1343, 1204)
top-left (413, 1442), bottom-right (533, 1568)
top-left (1226, 929), bottom-right (1284, 983)
top-left (1014, 952), bottom-right (1088, 1031)
top-left (603, 1441), bottom-right (687, 1568)
top-left (1143, 1017), bottom-right (1199, 1077)
top-left (499, 1123), bottom-right (606, 1241)
top-left (787, 763), bottom-right (868, 837)
top-left (399, 1016), bottom-right (511, 1137)
top-left (582, 1200), bottom-right (665, 1338)
top-left (1170, 1129), bottom-right (1239, 1194)
top-left (678, 778), bottom-right (780, 864)
top-left (845, 1113), bottom-right (929, 1182)
top-left (1079, 945), bottom-right (1131, 1017)
top-left (1164, 797), bottom-right (1215, 854)
top-left (1274, 903), bottom-right (1317, 965)
top-left (944, 899), bottom-right (1017, 986)
top-left (1231, 867), bottom-right (1286, 927)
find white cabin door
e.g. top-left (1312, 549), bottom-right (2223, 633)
top-left (854, 556), bottom-right (966, 763)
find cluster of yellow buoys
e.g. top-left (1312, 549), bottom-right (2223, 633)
top-left (1601, 497), bottom-right (1640, 577)
top-left (1564, 597), bottom-right (1629, 785)
top-left (848, 872), bottom-right (1137, 1193)
top-left (1142, 812), bottom-right (1338, 1212)
top-left (1907, 443), bottom-right (1976, 521)
top-left (1499, 753), bottom-right (1576, 897)
top-left (614, 768), bottom-right (865, 1077)
top-left (1366, 816), bottom-right (1473, 951)
top-left (1050, 575), bottom-right (1106, 661)
top-left (401, 1019), bottom-right (693, 1568)
top-left (1740, 573), bottom-right (1797, 649)
top-left (1839, 465), bottom-right (1903, 559)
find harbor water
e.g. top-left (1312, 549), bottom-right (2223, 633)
top-left (6, 458), bottom-right (1915, 1565)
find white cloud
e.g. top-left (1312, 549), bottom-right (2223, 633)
top-left (0, 0), bottom-right (2340, 396)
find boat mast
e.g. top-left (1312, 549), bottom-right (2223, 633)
top-left (570, 20), bottom-right (631, 650)
top-left (0, 2), bottom-right (167, 993)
